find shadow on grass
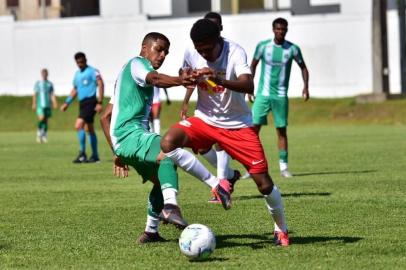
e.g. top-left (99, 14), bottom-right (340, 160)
top-left (0, 243), bottom-right (11, 250)
top-left (293, 170), bottom-right (377, 177)
top-left (188, 257), bottom-right (229, 263)
top-left (235, 192), bottom-right (331, 201)
top-left (291, 236), bottom-right (363, 245)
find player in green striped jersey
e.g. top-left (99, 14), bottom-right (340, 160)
top-left (250, 17), bottom-right (309, 178)
top-left (32, 68), bottom-right (58, 143)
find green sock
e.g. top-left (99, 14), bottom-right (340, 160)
top-left (279, 150), bottom-right (288, 164)
top-left (158, 157), bottom-right (179, 191)
top-left (147, 184), bottom-right (164, 218)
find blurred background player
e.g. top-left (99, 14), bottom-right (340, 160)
top-left (180, 12), bottom-right (241, 204)
top-left (32, 68), bottom-right (58, 143)
top-left (246, 17), bottom-right (309, 178)
top-left (149, 86), bottom-right (170, 135)
top-left (60, 52), bottom-right (105, 163)
top-left (161, 19), bottom-right (289, 246)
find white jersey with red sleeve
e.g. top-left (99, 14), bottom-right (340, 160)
top-left (182, 38), bottom-right (252, 129)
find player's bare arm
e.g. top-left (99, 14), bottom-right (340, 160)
top-left (51, 92), bottom-right (58, 109)
top-left (95, 77), bottom-right (104, 113)
top-left (100, 103), bottom-right (129, 178)
top-left (299, 62), bottom-right (310, 101)
top-left (146, 71), bottom-right (194, 88)
top-left (60, 88), bottom-right (77, 111)
top-left (32, 94), bottom-right (36, 110)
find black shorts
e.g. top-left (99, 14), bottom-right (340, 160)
top-left (79, 97), bottom-right (97, 123)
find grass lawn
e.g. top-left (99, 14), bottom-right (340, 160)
top-left (0, 97), bottom-right (405, 269)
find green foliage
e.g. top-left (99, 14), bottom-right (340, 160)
top-left (0, 96), bottom-right (405, 269)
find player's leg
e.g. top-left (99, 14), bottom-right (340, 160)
top-left (137, 183), bottom-right (166, 244)
top-left (73, 118), bottom-right (87, 163)
top-left (86, 122), bottom-right (100, 163)
top-left (161, 118), bottom-right (231, 210)
top-left (215, 127), bottom-right (289, 246)
top-left (272, 98), bottom-right (291, 177)
top-left (36, 112), bottom-right (45, 143)
top-left (42, 108), bottom-right (51, 143)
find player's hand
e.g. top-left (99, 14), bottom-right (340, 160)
top-left (248, 94), bottom-right (255, 103)
top-left (180, 67), bottom-right (196, 87)
top-left (180, 103), bottom-right (188, 120)
top-left (302, 87), bottom-right (310, 101)
top-left (113, 156), bottom-right (129, 178)
top-left (60, 103), bottom-right (68, 112)
top-left (95, 103), bottom-right (103, 113)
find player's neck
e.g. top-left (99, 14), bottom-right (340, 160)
top-left (273, 38), bottom-right (284, 45)
top-left (80, 65), bottom-right (88, 72)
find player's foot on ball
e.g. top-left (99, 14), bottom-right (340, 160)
top-left (274, 231), bottom-right (289, 246)
top-left (212, 179), bottom-right (232, 210)
top-left (280, 170), bottom-right (293, 178)
top-left (241, 171), bottom-right (251, 179)
top-left (87, 156), bottom-right (100, 163)
top-left (73, 152), bottom-right (87, 163)
top-left (159, 204), bottom-right (188, 229)
top-left (207, 196), bottom-right (221, 204)
top-left (137, 232), bottom-right (166, 244)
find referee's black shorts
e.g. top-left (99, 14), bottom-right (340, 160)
top-left (79, 97), bottom-right (97, 124)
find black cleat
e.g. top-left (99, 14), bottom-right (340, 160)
top-left (87, 156), bottom-right (100, 163)
top-left (159, 204), bottom-right (188, 229)
top-left (228, 170), bottom-right (241, 193)
top-left (73, 152), bottom-right (87, 163)
top-left (212, 179), bottom-right (232, 210)
top-left (136, 232), bottom-right (166, 244)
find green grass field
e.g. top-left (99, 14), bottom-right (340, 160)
top-left (0, 97), bottom-right (405, 269)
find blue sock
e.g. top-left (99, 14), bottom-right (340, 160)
top-left (88, 132), bottom-right (98, 158)
top-left (77, 129), bottom-right (86, 153)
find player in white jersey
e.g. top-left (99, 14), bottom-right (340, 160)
top-left (180, 12), bottom-right (241, 204)
top-left (161, 19), bottom-right (290, 246)
top-left (249, 17), bottom-right (309, 178)
top-left (149, 86), bottom-right (170, 134)
top-left (32, 68), bottom-right (58, 143)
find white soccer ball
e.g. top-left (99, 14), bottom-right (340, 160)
top-left (178, 224), bottom-right (216, 260)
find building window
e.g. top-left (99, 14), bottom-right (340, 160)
top-left (6, 0), bottom-right (19, 7)
top-left (188, 0), bottom-right (211, 13)
top-left (38, 0), bottom-right (52, 6)
top-left (60, 0), bottom-right (100, 17)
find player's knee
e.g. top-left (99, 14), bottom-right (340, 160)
top-left (160, 134), bottom-right (176, 153)
top-left (255, 175), bottom-right (274, 195)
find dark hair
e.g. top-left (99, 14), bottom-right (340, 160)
top-left (190, 19), bottom-right (220, 43)
top-left (74, 52), bottom-right (86, 60)
top-left (142, 32), bottom-right (170, 46)
top-left (272, 17), bottom-right (288, 28)
top-left (204, 12), bottom-right (222, 24)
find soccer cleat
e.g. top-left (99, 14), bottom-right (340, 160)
top-left (41, 135), bottom-right (47, 143)
top-left (207, 170), bottom-right (240, 204)
top-left (36, 136), bottom-right (42, 143)
top-left (212, 179), bottom-right (232, 210)
top-left (87, 156), bottom-right (100, 163)
top-left (241, 171), bottom-right (251, 179)
top-left (274, 231), bottom-right (289, 246)
top-left (207, 196), bottom-right (221, 204)
top-left (136, 232), bottom-right (166, 244)
top-left (159, 204), bottom-right (188, 229)
top-left (73, 152), bottom-right (87, 163)
top-left (280, 170), bottom-right (293, 178)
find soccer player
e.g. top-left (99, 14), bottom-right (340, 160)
top-left (32, 68), bottom-right (58, 143)
top-left (60, 52), bottom-right (105, 163)
top-left (250, 17), bottom-right (309, 178)
top-left (100, 32), bottom-right (231, 244)
top-left (149, 86), bottom-right (170, 134)
top-left (180, 12), bottom-right (241, 204)
top-left (161, 19), bottom-right (290, 246)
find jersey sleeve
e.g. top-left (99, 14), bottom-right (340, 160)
top-left (292, 45), bottom-right (304, 65)
top-left (34, 81), bottom-right (39, 93)
top-left (253, 42), bottom-right (265, 60)
top-left (181, 47), bottom-right (193, 69)
top-left (93, 68), bottom-right (102, 81)
top-left (49, 82), bottom-right (54, 94)
top-left (232, 46), bottom-right (252, 78)
top-left (130, 57), bottom-right (154, 87)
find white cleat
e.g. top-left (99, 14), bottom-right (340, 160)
top-left (280, 170), bottom-right (293, 178)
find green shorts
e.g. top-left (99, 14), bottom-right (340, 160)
top-left (252, 96), bottom-right (288, 128)
top-left (116, 134), bottom-right (161, 183)
top-left (36, 107), bottom-right (51, 118)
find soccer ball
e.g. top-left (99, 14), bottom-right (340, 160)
top-left (178, 224), bottom-right (216, 260)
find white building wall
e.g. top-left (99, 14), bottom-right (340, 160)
top-left (0, 0), bottom-right (402, 99)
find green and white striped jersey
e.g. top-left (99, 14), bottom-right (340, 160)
top-left (34, 80), bottom-right (54, 108)
top-left (254, 39), bottom-right (303, 98)
top-left (110, 56), bottom-right (156, 155)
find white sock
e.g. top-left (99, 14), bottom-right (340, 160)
top-left (216, 150), bottom-right (230, 179)
top-left (165, 148), bottom-right (219, 188)
top-left (162, 188), bottom-right (177, 205)
top-left (264, 185), bottom-right (288, 233)
top-left (145, 215), bottom-right (159, 233)
top-left (153, 119), bottom-right (160, 134)
top-left (279, 161), bottom-right (288, 171)
top-left (201, 148), bottom-right (217, 168)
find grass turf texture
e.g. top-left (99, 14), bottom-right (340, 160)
top-left (0, 96), bottom-right (405, 269)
